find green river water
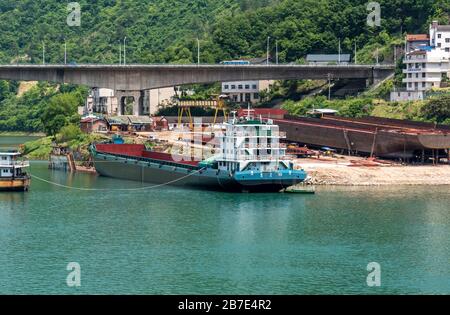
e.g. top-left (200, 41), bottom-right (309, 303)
top-left (0, 136), bottom-right (449, 294)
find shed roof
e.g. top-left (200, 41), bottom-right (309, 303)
top-left (406, 34), bottom-right (429, 42)
top-left (124, 116), bottom-right (153, 124)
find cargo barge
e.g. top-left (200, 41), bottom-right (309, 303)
top-left (91, 116), bottom-right (307, 192)
top-left (275, 115), bottom-right (450, 159)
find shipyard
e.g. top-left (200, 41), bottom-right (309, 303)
top-left (59, 106), bottom-right (450, 188)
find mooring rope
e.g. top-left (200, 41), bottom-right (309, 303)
top-left (29, 168), bottom-right (206, 192)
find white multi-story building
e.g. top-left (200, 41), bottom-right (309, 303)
top-left (391, 21), bottom-right (450, 102)
top-left (222, 80), bottom-right (272, 104)
top-left (430, 21), bottom-right (450, 53)
top-left (402, 48), bottom-right (450, 92)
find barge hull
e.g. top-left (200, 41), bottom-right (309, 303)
top-left (92, 148), bottom-right (302, 192)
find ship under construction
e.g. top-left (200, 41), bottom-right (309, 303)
top-left (275, 115), bottom-right (450, 162)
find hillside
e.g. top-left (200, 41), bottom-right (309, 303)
top-left (0, 0), bottom-right (447, 64)
top-left (0, 0), bottom-right (449, 134)
top-left (0, 0), bottom-right (278, 64)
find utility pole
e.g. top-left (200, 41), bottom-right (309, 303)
top-left (394, 45), bottom-right (396, 63)
top-left (119, 41), bottom-right (122, 65)
top-left (327, 73), bottom-right (332, 100)
top-left (276, 40), bottom-right (279, 65)
top-left (338, 38), bottom-right (341, 64)
top-left (42, 41), bottom-right (45, 65)
top-left (123, 37), bottom-right (127, 65)
top-left (197, 38), bottom-right (200, 65)
top-left (354, 41), bottom-right (357, 64)
top-left (376, 47), bottom-right (379, 65)
top-left (267, 36), bottom-right (270, 65)
top-left (64, 40), bottom-right (67, 64)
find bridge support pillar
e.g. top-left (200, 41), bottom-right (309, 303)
top-left (115, 90), bottom-right (150, 116)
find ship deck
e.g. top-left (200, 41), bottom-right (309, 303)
top-left (94, 144), bottom-right (200, 169)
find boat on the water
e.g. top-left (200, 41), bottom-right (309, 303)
top-left (91, 115), bottom-right (307, 192)
top-left (0, 151), bottom-right (31, 192)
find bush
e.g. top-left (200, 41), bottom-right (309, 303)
top-left (422, 95), bottom-right (450, 123)
top-left (56, 124), bottom-right (82, 143)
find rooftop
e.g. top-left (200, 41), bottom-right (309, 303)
top-left (406, 34), bottom-right (429, 42)
top-left (436, 25), bottom-right (450, 32)
top-left (105, 115), bottom-right (153, 125)
top-left (307, 109), bottom-right (339, 115)
top-left (0, 151), bottom-right (21, 156)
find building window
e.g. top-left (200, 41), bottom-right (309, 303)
top-left (446, 38), bottom-right (450, 43)
top-left (254, 93), bottom-right (260, 99)
top-left (422, 82), bottom-right (426, 88)
top-left (446, 48), bottom-right (450, 52)
top-left (422, 73), bottom-right (426, 78)
top-left (438, 34), bottom-right (442, 39)
top-left (238, 85), bottom-right (243, 90)
top-left (438, 43), bottom-right (442, 47)
top-left (224, 85), bottom-right (229, 90)
top-left (252, 84), bottom-right (257, 89)
top-left (245, 85), bottom-right (250, 89)
top-left (231, 85), bottom-right (236, 89)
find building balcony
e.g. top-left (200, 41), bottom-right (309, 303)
top-left (402, 76), bottom-right (442, 82)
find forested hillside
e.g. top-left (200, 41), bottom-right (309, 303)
top-left (0, 0), bottom-right (447, 64)
top-left (0, 0), bottom-right (448, 133)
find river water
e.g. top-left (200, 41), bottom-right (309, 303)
top-left (0, 136), bottom-right (449, 294)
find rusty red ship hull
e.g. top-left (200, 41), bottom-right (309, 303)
top-left (275, 115), bottom-right (450, 159)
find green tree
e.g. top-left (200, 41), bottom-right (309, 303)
top-left (40, 93), bottom-right (81, 135)
top-left (422, 95), bottom-right (450, 123)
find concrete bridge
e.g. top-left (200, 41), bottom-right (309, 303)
top-left (0, 64), bottom-right (395, 90)
top-left (0, 64), bottom-right (395, 116)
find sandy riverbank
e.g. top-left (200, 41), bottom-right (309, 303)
top-left (298, 159), bottom-right (450, 186)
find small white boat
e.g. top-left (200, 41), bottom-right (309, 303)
top-left (0, 151), bottom-right (31, 192)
